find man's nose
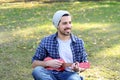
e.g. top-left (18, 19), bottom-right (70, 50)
top-left (66, 23), bottom-right (71, 28)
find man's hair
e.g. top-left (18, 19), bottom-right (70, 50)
top-left (58, 14), bottom-right (70, 26)
top-left (62, 14), bottom-right (69, 17)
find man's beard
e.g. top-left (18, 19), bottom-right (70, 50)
top-left (59, 28), bottom-right (71, 36)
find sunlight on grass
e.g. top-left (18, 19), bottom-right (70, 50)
top-left (0, 2), bottom-right (40, 9)
top-left (73, 1), bottom-right (110, 10)
top-left (0, 23), bottom-right (111, 45)
top-left (0, 24), bottom-right (55, 46)
top-left (12, 24), bottom-right (55, 37)
top-left (101, 45), bottom-right (120, 57)
top-left (1, 22), bottom-right (119, 47)
top-left (73, 22), bottom-right (111, 30)
top-left (80, 44), bottom-right (120, 80)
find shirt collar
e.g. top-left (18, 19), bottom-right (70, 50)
top-left (53, 32), bottom-right (76, 43)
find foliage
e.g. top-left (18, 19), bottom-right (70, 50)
top-left (0, 1), bottom-right (120, 80)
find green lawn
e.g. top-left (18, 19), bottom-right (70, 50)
top-left (0, 1), bottom-right (120, 80)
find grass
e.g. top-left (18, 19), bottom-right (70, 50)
top-left (0, 1), bottom-right (120, 80)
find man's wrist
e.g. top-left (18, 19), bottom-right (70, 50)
top-left (44, 61), bottom-right (49, 67)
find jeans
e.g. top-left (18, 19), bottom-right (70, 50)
top-left (32, 66), bottom-right (84, 80)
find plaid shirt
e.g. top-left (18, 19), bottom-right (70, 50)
top-left (32, 32), bottom-right (88, 63)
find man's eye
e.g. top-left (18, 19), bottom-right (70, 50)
top-left (63, 22), bottom-right (67, 25)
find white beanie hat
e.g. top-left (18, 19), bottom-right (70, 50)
top-left (52, 10), bottom-right (70, 28)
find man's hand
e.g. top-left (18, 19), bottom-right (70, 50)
top-left (71, 62), bottom-right (86, 72)
top-left (45, 59), bottom-right (63, 68)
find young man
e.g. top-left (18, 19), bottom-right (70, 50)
top-left (32, 10), bottom-right (88, 80)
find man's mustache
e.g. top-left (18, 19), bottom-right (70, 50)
top-left (64, 28), bottom-right (71, 30)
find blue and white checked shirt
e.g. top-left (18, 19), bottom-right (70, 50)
top-left (32, 32), bottom-right (88, 63)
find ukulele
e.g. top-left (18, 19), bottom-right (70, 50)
top-left (44, 57), bottom-right (90, 71)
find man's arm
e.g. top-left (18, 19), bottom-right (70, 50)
top-left (32, 38), bottom-right (47, 68)
top-left (32, 59), bottom-right (63, 69)
top-left (32, 60), bottom-right (47, 68)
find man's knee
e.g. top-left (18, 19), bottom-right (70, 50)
top-left (32, 66), bottom-right (45, 78)
top-left (32, 66), bottom-right (44, 73)
top-left (32, 66), bottom-right (55, 80)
